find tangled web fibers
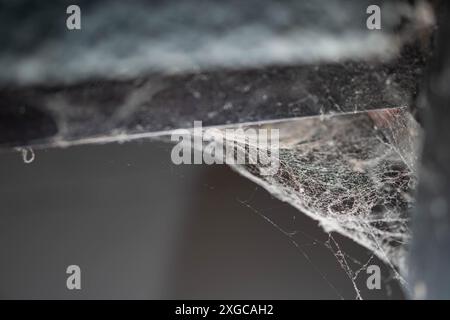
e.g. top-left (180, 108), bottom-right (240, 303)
top-left (211, 107), bottom-right (420, 297)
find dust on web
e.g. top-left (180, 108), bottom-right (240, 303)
top-left (211, 107), bottom-right (420, 299)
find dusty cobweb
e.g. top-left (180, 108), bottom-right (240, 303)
top-left (197, 107), bottom-right (420, 299)
top-left (16, 105), bottom-right (420, 298)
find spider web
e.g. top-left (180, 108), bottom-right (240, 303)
top-left (16, 105), bottom-right (420, 298)
top-left (201, 106), bottom-right (420, 299)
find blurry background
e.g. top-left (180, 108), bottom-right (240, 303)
top-left (0, 140), bottom-right (403, 299)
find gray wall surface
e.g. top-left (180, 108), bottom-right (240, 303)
top-left (0, 140), bottom-right (403, 299)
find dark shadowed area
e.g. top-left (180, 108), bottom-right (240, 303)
top-left (0, 140), bottom-right (403, 299)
